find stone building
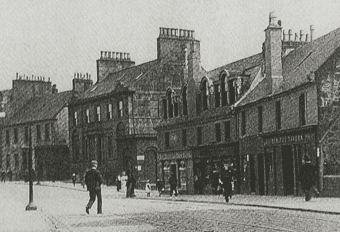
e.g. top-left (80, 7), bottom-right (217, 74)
top-left (0, 73), bottom-right (88, 181)
top-left (156, 13), bottom-right (340, 197)
top-left (68, 28), bottom-right (197, 186)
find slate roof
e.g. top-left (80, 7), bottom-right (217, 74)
top-left (5, 91), bottom-right (74, 126)
top-left (235, 27), bottom-right (340, 107)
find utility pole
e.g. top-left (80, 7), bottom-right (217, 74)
top-left (26, 125), bottom-right (37, 211)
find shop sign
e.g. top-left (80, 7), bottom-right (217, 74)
top-left (264, 133), bottom-right (308, 146)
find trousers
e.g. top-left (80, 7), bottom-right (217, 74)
top-left (86, 190), bottom-right (102, 213)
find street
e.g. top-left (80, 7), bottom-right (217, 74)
top-left (2, 183), bottom-right (340, 231)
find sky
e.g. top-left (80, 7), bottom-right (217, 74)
top-left (0, 0), bottom-right (339, 92)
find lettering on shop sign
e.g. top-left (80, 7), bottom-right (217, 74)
top-left (264, 134), bottom-right (307, 146)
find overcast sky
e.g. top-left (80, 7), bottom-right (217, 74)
top-left (0, 0), bottom-right (339, 92)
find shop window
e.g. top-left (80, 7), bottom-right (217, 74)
top-left (107, 104), bottom-right (112, 120)
top-left (36, 124), bottom-right (41, 141)
top-left (241, 111), bottom-right (246, 136)
top-left (182, 86), bottom-right (188, 115)
top-left (165, 132), bottom-right (170, 149)
top-left (14, 128), bottom-right (18, 144)
top-left (258, 106), bottom-right (263, 133)
top-left (225, 121), bottom-right (230, 142)
top-left (275, 101), bottom-right (281, 130)
top-left (299, 93), bottom-right (307, 126)
top-left (182, 129), bottom-right (187, 147)
top-left (197, 127), bottom-right (202, 145)
top-left (215, 123), bottom-right (221, 142)
top-left (45, 123), bottom-right (50, 141)
top-left (214, 85), bottom-right (220, 107)
top-left (162, 99), bottom-right (167, 119)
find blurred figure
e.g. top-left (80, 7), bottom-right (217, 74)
top-left (300, 155), bottom-right (319, 201)
top-left (116, 174), bottom-right (121, 192)
top-left (156, 178), bottom-right (163, 197)
top-left (145, 180), bottom-right (151, 197)
top-left (72, 173), bottom-right (76, 187)
top-left (169, 174), bottom-right (178, 197)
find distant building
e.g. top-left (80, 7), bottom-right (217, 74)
top-left (68, 28), bottom-right (198, 186)
top-left (156, 13), bottom-right (340, 197)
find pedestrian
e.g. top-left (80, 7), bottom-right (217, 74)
top-left (145, 180), bottom-right (151, 197)
top-left (72, 173), bottom-right (76, 187)
top-left (169, 174), bottom-right (178, 197)
top-left (299, 155), bottom-right (319, 201)
top-left (85, 160), bottom-right (103, 214)
top-left (130, 173), bottom-right (136, 197)
top-left (116, 174), bottom-right (121, 192)
top-left (156, 178), bottom-right (163, 197)
top-left (1, 171), bottom-right (5, 183)
top-left (222, 166), bottom-right (233, 203)
top-left (121, 171), bottom-right (127, 193)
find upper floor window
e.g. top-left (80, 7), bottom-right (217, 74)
top-left (174, 98), bottom-right (179, 117)
top-left (107, 104), bottom-right (112, 120)
top-left (96, 106), bottom-right (101, 122)
top-left (118, 100), bottom-right (123, 118)
top-left (165, 132), bottom-right (170, 149)
top-left (215, 123), bottom-right (221, 142)
top-left (6, 130), bottom-right (10, 145)
top-left (45, 123), bottom-right (50, 141)
top-left (299, 93), bottom-right (307, 126)
top-left (241, 111), bottom-right (246, 136)
top-left (86, 108), bottom-right (90, 123)
top-left (197, 127), bottom-right (202, 145)
top-left (36, 124), bottom-right (41, 141)
top-left (182, 129), bottom-right (187, 147)
top-left (167, 91), bottom-right (173, 118)
top-left (202, 80), bottom-right (209, 110)
top-left (74, 111), bottom-right (78, 126)
top-left (24, 126), bottom-right (29, 143)
top-left (225, 121), bottom-right (231, 142)
top-left (163, 99), bottom-right (167, 119)
top-left (214, 85), bottom-right (220, 107)
top-left (221, 74), bottom-right (228, 106)
top-left (182, 86), bottom-right (188, 115)
top-left (228, 79), bottom-right (236, 104)
top-left (275, 101), bottom-right (281, 130)
top-left (258, 106), bottom-right (263, 133)
top-left (14, 128), bottom-right (18, 144)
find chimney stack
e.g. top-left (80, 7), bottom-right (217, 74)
top-left (310, 25), bottom-right (314, 41)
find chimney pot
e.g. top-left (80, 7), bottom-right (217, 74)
top-left (127, 53), bottom-right (130, 60)
top-left (89, 74), bottom-right (91, 79)
top-left (104, 51), bottom-right (107, 59)
top-left (288, 29), bottom-right (292, 41)
top-left (100, 51), bottom-right (103, 59)
top-left (108, 52), bottom-right (111, 59)
top-left (269, 12), bottom-right (277, 25)
top-left (306, 34), bottom-right (309, 42)
top-left (112, 52), bottom-right (116, 59)
top-left (295, 33), bottom-right (299, 41)
top-left (283, 30), bottom-right (286, 41)
top-left (300, 30), bottom-right (304, 41)
top-left (120, 52), bottom-right (123, 60)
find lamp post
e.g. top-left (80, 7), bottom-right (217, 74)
top-left (26, 125), bottom-right (37, 211)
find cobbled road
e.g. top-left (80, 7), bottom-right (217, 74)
top-left (3, 183), bottom-right (340, 231)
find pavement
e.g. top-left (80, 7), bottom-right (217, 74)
top-left (2, 180), bottom-right (340, 231)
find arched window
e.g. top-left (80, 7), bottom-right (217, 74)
top-left (202, 80), bottom-right (209, 110)
top-left (182, 86), bottom-right (188, 115)
top-left (167, 90), bottom-right (173, 118)
top-left (162, 99), bottom-right (167, 119)
top-left (221, 74), bottom-right (228, 106)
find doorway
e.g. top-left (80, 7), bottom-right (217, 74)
top-left (258, 154), bottom-right (265, 195)
top-left (249, 155), bottom-right (256, 193)
top-left (282, 145), bottom-right (295, 195)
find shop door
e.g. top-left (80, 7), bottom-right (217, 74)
top-left (258, 154), bottom-right (265, 195)
top-left (249, 155), bottom-right (256, 193)
top-left (264, 152), bottom-right (272, 195)
top-left (282, 145), bottom-right (294, 195)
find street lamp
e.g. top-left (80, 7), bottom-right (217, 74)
top-left (26, 125), bottom-right (37, 211)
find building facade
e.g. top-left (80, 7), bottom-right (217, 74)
top-left (68, 28), bottom-right (197, 186)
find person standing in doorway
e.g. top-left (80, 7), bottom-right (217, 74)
top-left (85, 160), bottom-right (103, 214)
top-left (300, 155), bottom-right (318, 201)
top-left (169, 174), bottom-right (178, 197)
top-left (72, 173), bottom-right (76, 187)
top-left (116, 174), bottom-right (121, 192)
top-left (156, 178), bottom-right (163, 197)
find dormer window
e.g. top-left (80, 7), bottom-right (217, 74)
top-left (221, 74), bottom-right (228, 106)
top-left (182, 86), bottom-right (188, 115)
top-left (167, 90), bottom-right (173, 118)
top-left (202, 80), bottom-right (209, 110)
top-left (214, 84), bottom-right (220, 107)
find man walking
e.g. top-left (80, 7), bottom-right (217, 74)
top-left (85, 160), bottom-right (103, 214)
top-left (169, 174), bottom-right (178, 197)
top-left (300, 155), bottom-right (318, 201)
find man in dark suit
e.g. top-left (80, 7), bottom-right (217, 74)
top-left (85, 160), bottom-right (103, 214)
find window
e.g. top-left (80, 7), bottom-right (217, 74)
top-left (86, 108), bottom-right (90, 123)
top-left (96, 106), bottom-right (101, 122)
top-left (299, 93), bottom-right (307, 126)
top-left (108, 136), bottom-right (113, 158)
top-left (107, 104), bottom-right (112, 120)
top-left (174, 97), bottom-right (179, 117)
top-left (275, 101), bottom-right (281, 130)
top-left (163, 99), bottom-right (167, 119)
top-left (14, 128), bottom-right (18, 144)
top-left (45, 123), bottom-right (50, 141)
top-left (241, 111), bottom-right (246, 136)
top-left (225, 121), bottom-right (231, 142)
top-left (197, 127), bottom-right (202, 145)
top-left (258, 106), bottom-right (263, 133)
top-left (24, 126), bottom-right (29, 143)
top-left (36, 125), bottom-right (41, 141)
top-left (165, 132), bottom-right (170, 149)
top-left (74, 111), bottom-right (78, 125)
top-left (6, 130), bottom-right (10, 145)
top-left (182, 129), bottom-right (187, 147)
top-left (182, 86), bottom-right (188, 115)
top-left (221, 74), bottom-right (228, 106)
top-left (228, 79), bottom-right (236, 104)
top-left (202, 80), bottom-right (209, 110)
top-left (167, 91), bottom-right (173, 118)
top-left (73, 135), bottom-right (80, 162)
top-left (118, 100), bottom-right (123, 118)
top-left (215, 85), bottom-right (220, 107)
top-left (215, 123), bottom-right (221, 142)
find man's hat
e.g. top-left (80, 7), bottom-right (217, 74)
top-left (91, 160), bottom-right (98, 166)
